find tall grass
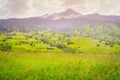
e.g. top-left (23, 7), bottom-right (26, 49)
top-left (0, 52), bottom-right (120, 80)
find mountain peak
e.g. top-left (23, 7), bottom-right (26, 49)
top-left (65, 8), bottom-right (76, 12)
top-left (41, 8), bottom-right (81, 20)
top-left (61, 8), bottom-right (80, 15)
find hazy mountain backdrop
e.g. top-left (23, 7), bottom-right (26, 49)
top-left (0, 9), bottom-right (120, 32)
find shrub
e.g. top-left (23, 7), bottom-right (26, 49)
top-left (63, 47), bottom-right (76, 53)
top-left (67, 41), bottom-right (74, 45)
top-left (96, 44), bottom-right (100, 47)
top-left (47, 47), bottom-right (55, 50)
top-left (56, 43), bottom-right (66, 49)
top-left (0, 42), bottom-right (12, 51)
top-left (40, 38), bottom-right (49, 44)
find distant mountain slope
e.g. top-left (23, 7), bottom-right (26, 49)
top-left (0, 9), bottom-right (120, 32)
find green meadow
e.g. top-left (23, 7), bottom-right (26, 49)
top-left (0, 52), bottom-right (120, 80)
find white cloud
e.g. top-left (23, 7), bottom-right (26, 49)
top-left (0, 0), bottom-right (120, 19)
top-left (97, 0), bottom-right (120, 15)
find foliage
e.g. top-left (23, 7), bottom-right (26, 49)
top-left (0, 24), bottom-right (120, 53)
top-left (0, 42), bottom-right (12, 51)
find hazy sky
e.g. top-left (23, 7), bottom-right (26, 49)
top-left (0, 0), bottom-right (120, 19)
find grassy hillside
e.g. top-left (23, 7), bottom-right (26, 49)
top-left (0, 29), bottom-right (120, 53)
top-left (0, 24), bottom-right (120, 80)
top-left (72, 23), bottom-right (120, 45)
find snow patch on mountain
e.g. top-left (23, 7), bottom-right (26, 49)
top-left (41, 9), bottom-right (81, 20)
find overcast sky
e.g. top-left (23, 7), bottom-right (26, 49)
top-left (0, 0), bottom-right (120, 19)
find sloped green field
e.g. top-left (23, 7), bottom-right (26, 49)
top-left (0, 31), bottom-right (119, 54)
